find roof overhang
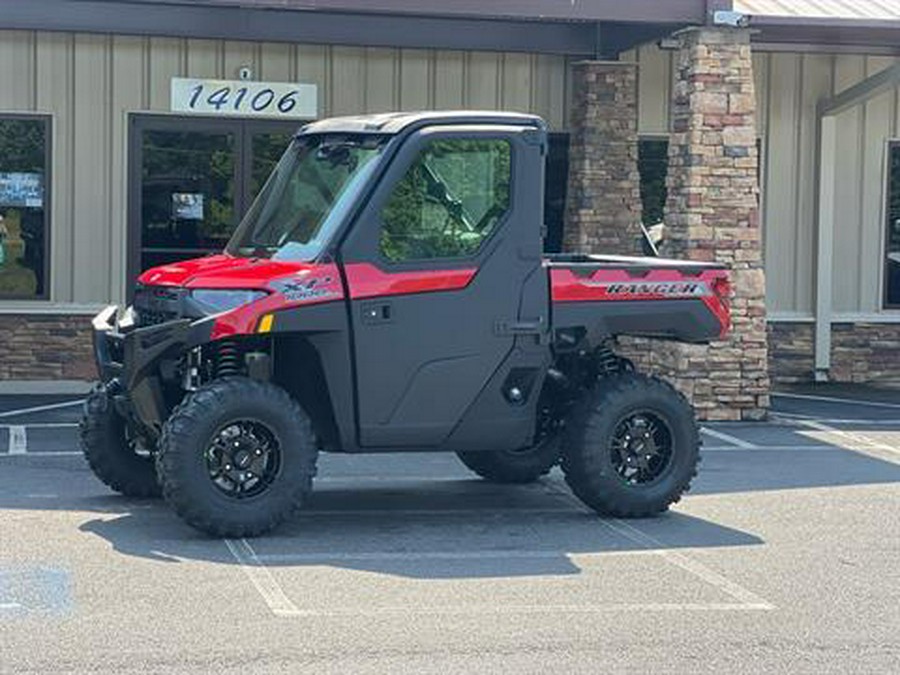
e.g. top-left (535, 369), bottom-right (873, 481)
top-left (0, 0), bottom-right (700, 57)
top-left (735, 1), bottom-right (900, 51)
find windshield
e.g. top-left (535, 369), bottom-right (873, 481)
top-left (226, 134), bottom-right (387, 260)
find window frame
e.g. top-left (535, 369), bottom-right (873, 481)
top-left (0, 112), bottom-right (52, 301)
top-left (883, 139), bottom-right (900, 311)
top-left (375, 136), bottom-right (515, 266)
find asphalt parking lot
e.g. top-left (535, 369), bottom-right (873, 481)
top-left (2, 388), bottom-right (899, 673)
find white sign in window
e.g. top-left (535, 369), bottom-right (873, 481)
top-left (170, 78), bottom-right (317, 119)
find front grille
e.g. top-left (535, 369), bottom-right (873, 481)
top-left (136, 308), bottom-right (179, 327)
top-left (134, 285), bottom-right (183, 327)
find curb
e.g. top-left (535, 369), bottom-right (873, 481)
top-left (0, 380), bottom-right (94, 396)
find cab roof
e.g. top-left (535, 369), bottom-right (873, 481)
top-left (298, 110), bottom-right (546, 136)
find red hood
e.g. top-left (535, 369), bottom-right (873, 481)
top-left (137, 254), bottom-right (315, 289)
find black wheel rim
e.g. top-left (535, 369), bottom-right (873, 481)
top-left (609, 411), bottom-right (674, 486)
top-left (205, 420), bottom-right (281, 499)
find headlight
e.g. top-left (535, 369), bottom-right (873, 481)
top-left (189, 289), bottom-right (267, 313)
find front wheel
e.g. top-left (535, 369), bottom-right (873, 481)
top-left (561, 373), bottom-right (700, 517)
top-left (80, 385), bottom-right (161, 498)
top-left (156, 377), bottom-right (318, 537)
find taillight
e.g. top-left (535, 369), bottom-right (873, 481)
top-left (711, 274), bottom-right (732, 336)
top-left (712, 275), bottom-right (731, 306)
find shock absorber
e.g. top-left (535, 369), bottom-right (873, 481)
top-left (215, 340), bottom-right (241, 378)
top-left (595, 342), bottom-right (634, 377)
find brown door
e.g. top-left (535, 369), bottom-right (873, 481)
top-left (128, 115), bottom-right (297, 286)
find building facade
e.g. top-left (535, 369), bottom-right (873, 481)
top-left (0, 0), bottom-right (898, 402)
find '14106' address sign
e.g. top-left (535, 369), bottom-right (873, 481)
top-left (170, 77), bottom-right (318, 119)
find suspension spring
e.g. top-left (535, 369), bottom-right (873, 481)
top-left (215, 341), bottom-right (242, 378)
top-left (595, 343), bottom-right (633, 377)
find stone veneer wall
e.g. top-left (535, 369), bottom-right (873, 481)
top-left (563, 61), bottom-right (642, 255)
top-left (621, 27), bottom-right (769, 420)
top-left (769, 322), bottom-right (900, 385)
top-left (0, 315), bottom-right (95, 380)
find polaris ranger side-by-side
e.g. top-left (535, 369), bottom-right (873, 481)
top-left (83, 112), bottom-right (730, 537)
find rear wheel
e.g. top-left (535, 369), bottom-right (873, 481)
top-left (561, 373), bottom-right (699, 517)
top-left (156, 377), bottom-right (318, 537)
top-left (80, 384), bottom-right (161, 498)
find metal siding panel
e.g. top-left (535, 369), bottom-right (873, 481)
top-left (186, 38), bottom-right (222, 79)
top-left (793, 54), bottom-right (833, 315)
top-left (0, 30), bottom-right (35, 110)
top-left (259, 42), bottom-right (292, 82)
top-left (533, 53), bottom-right (566, 130)
top-left (148, 37), bottom-right (184, 110)
top-left (637, 44), bottom-right (669, 135)
top-left (831, 54), bottom-right (866, 313)
top-left (434, 50), bottom-right (464, 110)
top-left (501, 52), bottom-right (532, 113)
top-left (295, 44), bottom-right (328, 117)
top-left (35, 31), bottom-right (74, 302)
top-left (465, 52), bottom-right (500, 110)
top-left (222, 40), bottom-right (257, 83)
top-left (763, 53), bottom-right (801, 314)
top-left (860, 56), bottom-right (898, 312)
top-left (72, 34), bottom-right (111, 302)
top-left (110, 35), bottom-right (145, 304)
top-left (398, 49), bottom-right (430, 111)
top-left (330, 46), bottom-right (366, 116)
top-left (363, 47), bottom-right (397, 113)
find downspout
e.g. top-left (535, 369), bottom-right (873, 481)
top-left (813, 107), bottom-right (837, 381)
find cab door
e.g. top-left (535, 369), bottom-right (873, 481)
top-left (341, 125), bottom-right (545, 448)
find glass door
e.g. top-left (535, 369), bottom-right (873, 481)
top-left (128, 115), bottom-right (298, 285)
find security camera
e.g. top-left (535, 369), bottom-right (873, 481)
top-left (712, 10), bottom-right (750, 28)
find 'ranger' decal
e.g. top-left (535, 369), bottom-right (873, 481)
top-left (584, 280), bottom-right (711, 297)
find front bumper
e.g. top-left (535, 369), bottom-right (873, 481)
top-left (92, 306), bottom-right (212, 429)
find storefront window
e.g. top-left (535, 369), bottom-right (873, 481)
top-left (0, 116), bottom-right (50, 299)
top-left (885, 141), bottom-right (900, 309)
top-left (638, 139), bottom-right (669, 228)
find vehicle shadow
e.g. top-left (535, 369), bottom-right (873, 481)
top-left (72, 480), bottom-right (764, 579)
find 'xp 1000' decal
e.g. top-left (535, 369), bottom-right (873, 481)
top-left (586, 281), bottom-right (712, 297)
top-left (271, 275), bottom-right (342, 303)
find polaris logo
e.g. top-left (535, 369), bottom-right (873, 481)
top-left (587, 281), bottom-right (710, 297)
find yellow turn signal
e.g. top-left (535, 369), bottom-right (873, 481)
top-left (257, 314), bottom-right (275, 333)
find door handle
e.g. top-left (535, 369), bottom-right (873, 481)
top-left (361, 301), bottom-right (393, 324)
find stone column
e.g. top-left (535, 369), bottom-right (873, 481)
top-left (653, 26), bottom-right (770, 420)
top-left (563, 61), bottom-right (642, 254)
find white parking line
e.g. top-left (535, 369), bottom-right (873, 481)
top-left (773, 412), bottom-right (900, 425)
top-left (701, 426), bottom-right (757, 449)
top-left (274, 602), bottom-right (770, 617)
top-left (9, 426), bottom-right (27, 455)
top-left (772, 392), bottom-right (900, 409)
top-left (790, 418), bottom-right (900, 462)
top-left (224, 538), bottom-right (309, 617)
top-left (704, 445), bottom-right (850, 452)
top-left (0, 399), bottom-right (84, 419)
top-left (254, 549), bottom-right (664, 563)
top-left (602, 519), bottom-right (774, 610)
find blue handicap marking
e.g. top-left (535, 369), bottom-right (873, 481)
top-left (0, 565), bottom-right (72, 617)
